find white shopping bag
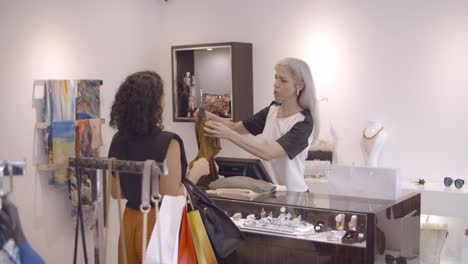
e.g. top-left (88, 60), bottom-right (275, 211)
top-left (144, 194), bottom-right (186, 264)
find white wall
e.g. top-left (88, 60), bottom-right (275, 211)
top-left (159, 0), bottom-right (468, 183)
top-left (1, 0), bottom-right (468, 263)
top-left (0, 0), bottom-right (163, 263)
top-left (194, 48), bottom-right (232, 95)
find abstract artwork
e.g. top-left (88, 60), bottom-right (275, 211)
top-left (76, 119), bottom-right (102, 157)
top-left (51, 120), bottom-right (76, 187)
top-left (76, 80), bottom-right (100, 120)
top-left (36, 79), bottom-right (102, 188)
top-left (46, 80), bottom-right (76, 121)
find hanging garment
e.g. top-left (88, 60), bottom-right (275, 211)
top-left (68, 168), bottom-right (96, 227)
top-left (46, 80), bottom-right (76, 122)
top-left (189, 108), bottom-right (221, 187)
top-left (0, 239), bottom-right (21, 264)
top-left (76, 80), bottom-right (100, 120)
top-left (51, 120), bottom-right (76, 187)
top-left (76, 119), bottom-right (102, 157)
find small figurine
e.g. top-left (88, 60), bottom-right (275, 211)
top-left (291, 215), bottom-right (301, 226)
top-left (260, 208), bottom-right (266, 219)
top-left (232, 212), bottom-right (242, 221)
top-left (246, 214), bottom-right (256, 225)
top-left (348, 215), bottom-right (357, 231)
top-left (280, 206), bottom-right (286, 213)
top-left (335, 214), bottom-right (345, 230)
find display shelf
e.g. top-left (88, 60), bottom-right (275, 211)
top-left (211, 191), bottom-right (420, 263)
top-left (306, 178), bottom-right (468, 218)
top-left (35, 118), bottom-right (105, 129)
top-left (234, 221), bottom-right (366, 248)
top-left (402, 181), bottom-right (468, 218)
top-left (305, 177), bottom-right (468, 263)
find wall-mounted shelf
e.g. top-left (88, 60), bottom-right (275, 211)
top-left (402, 181), bottom-right (468, 218)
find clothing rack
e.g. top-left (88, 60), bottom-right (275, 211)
top-left (68, 157), bottom-right (167, 176)
top-left (68, 157), bottom-right (167, 264)
top-left (0, 160), bottom-right (26, 209)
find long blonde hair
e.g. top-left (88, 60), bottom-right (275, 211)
top-left (275, 58), bottom-right (320, 142)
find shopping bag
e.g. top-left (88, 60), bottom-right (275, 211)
top-left (178, 206), bottom-right (197, 264)
top-left (144, 195), bottom-right (186, 264)
top-left (183, 179), bottom-right (245, 258)
top-left (188, 209), bottom-right (218, 264)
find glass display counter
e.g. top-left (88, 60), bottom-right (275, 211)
top-left (210, 191), bottom-right (421, 264)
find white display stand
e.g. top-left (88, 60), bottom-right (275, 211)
top-left (361, 121), bottom-right (387, 167)
top-left (420, 222), bottom-right (448, 264)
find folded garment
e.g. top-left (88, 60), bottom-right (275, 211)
top-left (208, 176), bottom-right (276, 194)
top-left (206, 189), bottom-right (260, 200)
top-left (274, 185), bottom-right (287, 192)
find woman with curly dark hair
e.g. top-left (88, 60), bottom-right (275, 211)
top-left (108, 71), bottom-right (209, 264)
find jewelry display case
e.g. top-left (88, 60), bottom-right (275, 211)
top-left (210, 191), bottom-right (421, 264)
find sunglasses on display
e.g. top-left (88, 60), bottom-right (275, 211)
top-left (444, 177), bottom-right (465, 189)
top-left (385, 254), bottom-right (407, 264)
top-left (314, 221), bottom-right (326, 233)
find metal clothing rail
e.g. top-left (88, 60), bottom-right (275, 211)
top-left (0, 160), bottom-right (26, 209)
top-left (68, 157), bottom-right (168, 176)
top-left (68, 157), bottom-right (167, 264)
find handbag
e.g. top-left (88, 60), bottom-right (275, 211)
top-left (183, 178), bottom-right (245, 259)
top-left (178, 206), bottom-right (197, 264)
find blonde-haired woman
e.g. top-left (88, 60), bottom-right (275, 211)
top-left (201, 57), bottom-right (319, 192)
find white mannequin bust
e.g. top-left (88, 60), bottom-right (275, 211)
top-left (361, 121), bottom-right (387, 167)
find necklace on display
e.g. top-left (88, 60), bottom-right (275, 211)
top-left (362, 126), bottom-right (384, 140)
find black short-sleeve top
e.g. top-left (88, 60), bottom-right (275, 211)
top-left (108, 128), bottom-right (188, 209)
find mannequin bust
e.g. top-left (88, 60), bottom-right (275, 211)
top-left (361, 121), bottom-right (387, 167)
top-left (348, 215), bottom-right (358, 231)
top-left (335, 214), bottom-right (345, 230)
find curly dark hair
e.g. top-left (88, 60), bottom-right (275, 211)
top-left (110, 71), bottom-right (164, 139)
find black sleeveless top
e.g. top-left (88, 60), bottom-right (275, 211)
top-left (108, 128), bottom-right (188, 209)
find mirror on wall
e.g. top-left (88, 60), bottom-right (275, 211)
top-left (171, 42), bottom-right (253, 122)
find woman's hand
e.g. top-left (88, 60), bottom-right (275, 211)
top-left (203, 120), bottom-right (235, 139)
top-left (194, 108), bottom-right (217, 121)
top-left (186, 158), bottom-right (210, 184)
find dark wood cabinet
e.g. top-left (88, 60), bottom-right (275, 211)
top-left (171, 42), bottom-right (253, 122)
